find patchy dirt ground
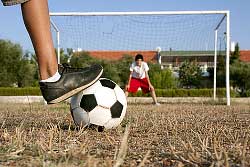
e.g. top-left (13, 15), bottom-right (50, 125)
top-left (0, 102), bottom-right (250, 166)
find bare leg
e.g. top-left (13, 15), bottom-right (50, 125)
top-left (125, 91), bottom-right (129, 97)
top-left (150, 89), bottom-right (158, 104)
top-left (124, 85), bottom-right (129, 97)
top-left (21, 0), bottom-right (57, 80)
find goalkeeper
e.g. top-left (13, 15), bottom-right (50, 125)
top-left (125, 54), bottom-right (160, 106)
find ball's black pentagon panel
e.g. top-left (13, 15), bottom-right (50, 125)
top-left (80, 94), bottom-right (97, 112)
top-left (110, 101), bottom-right (123, 118)
top-left (100, 79), bottom-right (116, 89)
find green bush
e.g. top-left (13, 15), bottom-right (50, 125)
top-left (0, 40), bottom-right (38, 87)
top-left (148, 63), bottom-right (177, 89)
top-left (246, 90), bottom-right (250, 97)
top-left (179, 60), bottom-right (202, 88)
top-left (0, 87), bottom-right (238, 98)
top-left (0, 87), bottom-right (41, 96)
top-left (130, 88), bottom-right (237, 97)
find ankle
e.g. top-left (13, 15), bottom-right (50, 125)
top-left (155, 102), bottom-right (160, 106)
top-left (40, 71), bottom-right (61, 82)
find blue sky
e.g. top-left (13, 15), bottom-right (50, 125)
top-left (0, 0), bottom-right (249, 53)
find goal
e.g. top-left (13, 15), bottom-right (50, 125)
top-left (50, 11), bottom-right (231, 105)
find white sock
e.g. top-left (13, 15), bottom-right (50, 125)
top-left (40, 71), bottom-right (61, 82)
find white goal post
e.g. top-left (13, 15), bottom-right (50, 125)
top-left (50, 11), bottom-right (231, 106)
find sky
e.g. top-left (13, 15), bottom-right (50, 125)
top-left (0, 0), bottom-right (249, 53)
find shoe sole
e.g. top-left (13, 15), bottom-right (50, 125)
top-left (48, 69), bottom-right (103, 104)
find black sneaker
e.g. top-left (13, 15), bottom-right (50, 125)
top-left (39, 64), bottom-right (103, 104)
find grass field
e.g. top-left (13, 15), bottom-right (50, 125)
top-left (0, 102), bottom-right (250, 167)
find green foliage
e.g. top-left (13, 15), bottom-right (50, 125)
top-left (0, 87), bottom-right (237, 97)
top-left (207, 54), bottom-right (226, 88)
top-left (1, 39), bottom-right (248, 98)
top-left (100, 60), bottom-right (121, 85)
top-left (115, 55), bottom-right (134, 88)
top-left (69, 51), bottom-right (100, 68)
top-left (228, 43), bottom-right (250, 96)
top-left (179, 60), bottom-right (202, 88)
top-left (0, 87), bottom-right (41, 96)
top-left (0, 40), bottom-right (22, 86)
top-left (100, 55), bottom-right (134, 88)
top-left (132, 88), bottom-right (236, 97)
top-left (57, 48), bottom-right (75, 64)
top-left (246, 90), bottom-right (250, 97)
top-left (230, 61), bottom-right (250, 96)
top-left (150, 69), bottom-right (177, 89)
top-left (16, 59), bottom-right (37, 87)
top-left (149, 63), bottom-right (177, 89)
top-left (0, 40), bottom-right (37, 87)
top-left (216, 55), bottom-right (226, 87)
top-left (230, 43), bottom-right (240, 64)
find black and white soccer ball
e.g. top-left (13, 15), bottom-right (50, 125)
top-left (70, 78), bottom-right (127, 129)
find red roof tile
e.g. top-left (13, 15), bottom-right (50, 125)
top-left (86, 51), bottom-right (157, 62)
top-left (239, 50), bottom-right (250, 62)
top-left (75, 50), bottom-right (250, 63)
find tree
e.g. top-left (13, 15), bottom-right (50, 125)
top-left (100, 60), bottom-right (121, 85)
top-left (17, 52), bottom-right (37, 87)
top-left (0, 40), bottom-right (37, 87)
top-left (179, 60), bottom-right (202, 88)
top-left (230, 42), bottom-right (240, 64)
top-left (57, 48), bottom-right (74, 64)
top-left (216, 55), bottom-right (226, 87)
top-left (115, 55), bottom-right (133, 88)
top-left (0, 40), bottom-right (23, 86)
top-left (207, 52), bottom-right (226, 88)
top-left (148, 63), bottom-right (177, 89)
top-left (230, 61), bottom-right (250, 96)
top-left (69, 51), bottom-right (101, 68)
top-left (228, 43), bottom-right (250, 96)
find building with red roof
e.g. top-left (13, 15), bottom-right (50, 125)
top-left (77, 50), bottom-right (250, 69)
top-left (87, 50), bottom-right (157, 62)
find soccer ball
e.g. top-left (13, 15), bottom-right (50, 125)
top-left (70, 78), bottom-right (127, 129)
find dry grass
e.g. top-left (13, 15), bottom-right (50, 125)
top-left (0, 102), bottom-right (250, 167)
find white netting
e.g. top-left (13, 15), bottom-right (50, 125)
top-left (50, 13), bottom-right (227, 52)
top-left (50, 12), bottom-right (230, 105)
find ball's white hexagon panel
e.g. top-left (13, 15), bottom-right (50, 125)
top-left (114, 85), bottom-right (127, 106)
top-left (104, 118), bottom-right (121, 129)
top-left (89, 106), bottom-right (112, 126)
top-left (95, 86), bottom-right (116, 108)
top-left (82, 80), bottom-right (103, 95)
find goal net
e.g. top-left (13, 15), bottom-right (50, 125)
top-left (50, 11), bottom-right (230, 105)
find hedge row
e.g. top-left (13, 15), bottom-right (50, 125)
top-left (0, 87), bottom-right (236, 97)
top-left (131, 88), bottom-right (237, 98)
top-left (0, 87), bottom-right (41, 96)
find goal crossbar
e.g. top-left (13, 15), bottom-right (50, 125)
top-left (50, 10), bottom-right (229, 16)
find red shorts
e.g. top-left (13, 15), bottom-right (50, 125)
top-left (127, 77), bottom-right (150, 94)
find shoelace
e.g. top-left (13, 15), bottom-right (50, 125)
top-left (58, 63), bottom-right (84, 74)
